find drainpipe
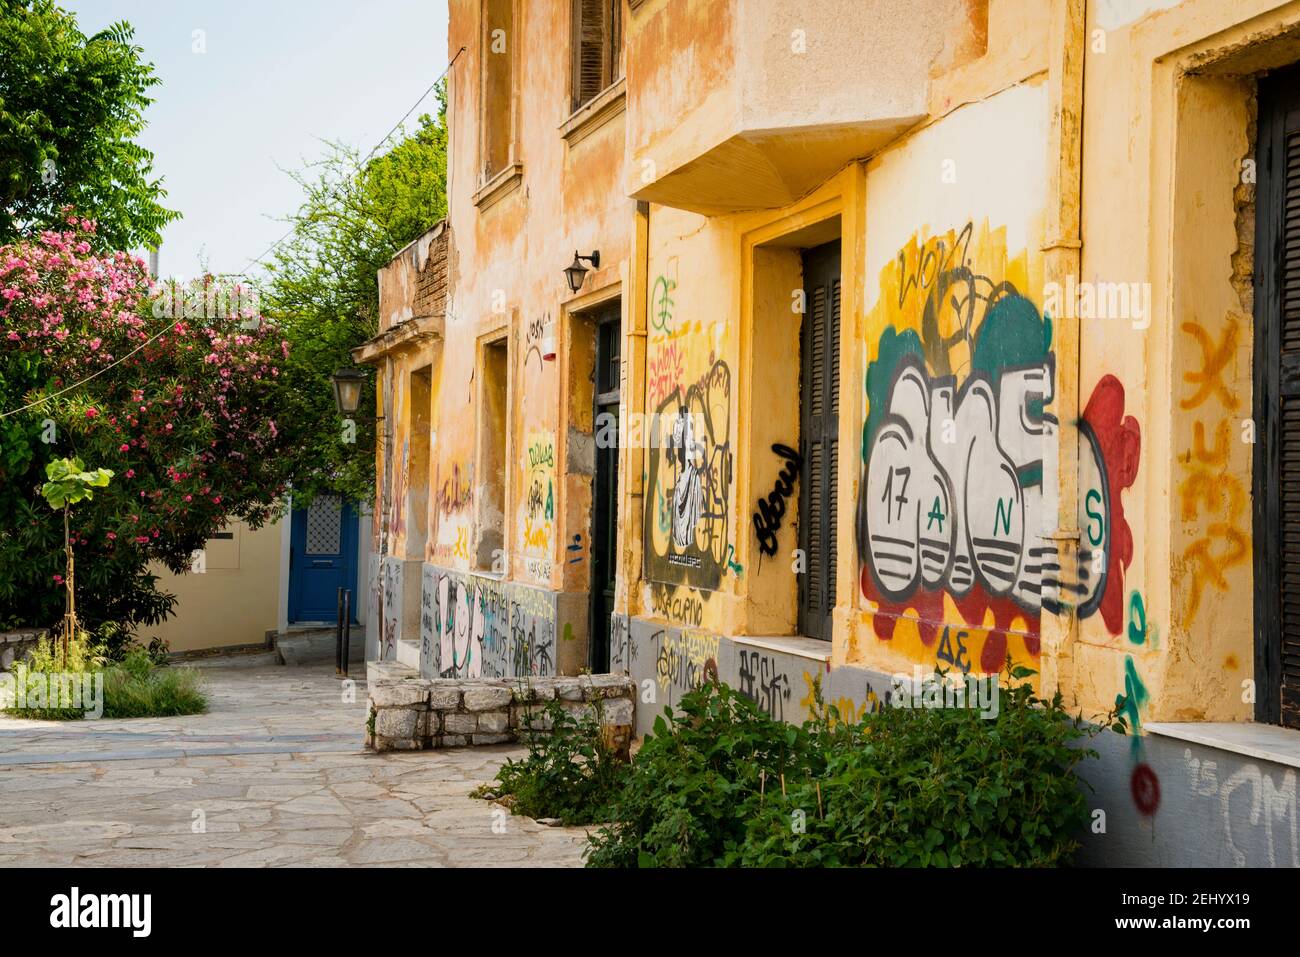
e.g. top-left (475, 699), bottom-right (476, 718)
top-left (1040, 0), bottom-right (1086, 698)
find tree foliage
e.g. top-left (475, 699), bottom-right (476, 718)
top-left (0, 218), bottom-right (295, 634)
top-left (262, 91), bottom-right (448, 506)
top-left (0, 1), bottom-right (178, 249)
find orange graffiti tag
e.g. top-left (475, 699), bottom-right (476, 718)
top-left (1178, 420), bottom-right (1246, 523)
top-left (1184, 523), bottom-right (1248, 620)
top-left (1179, 313), bottom-right (1240, 411)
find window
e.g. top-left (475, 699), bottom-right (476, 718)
top-left (571, 0), bottom-right (622, 112)
top-left (476, 337), bottom-right (509, 570)
top-left (481, 0), bottom-right (515, 181)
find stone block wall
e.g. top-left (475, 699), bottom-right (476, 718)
top-left (0, 630), bottom-right (46, 671)
top-left (366, 671), bottom-right (635, 753)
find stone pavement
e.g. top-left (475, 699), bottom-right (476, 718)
top-left (0, 664), bottom-right (589, 867)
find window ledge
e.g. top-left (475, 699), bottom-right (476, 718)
top-left (472, 162), bottom-right (523, 211)
top-left (732, 634), bottom-right (831, 663)
top-left (1145, 721), bottom-right (1300, 771)
top-left (559, 78), bottom-right (626, 146)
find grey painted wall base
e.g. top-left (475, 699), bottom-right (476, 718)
top-left (617, 615), bottom-right (890, 738)
top-left (376, 556), bottom-right (421, 661)
top-left (1075, 726), bottom-right (1299, 867)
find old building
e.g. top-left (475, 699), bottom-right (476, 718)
top-left (359, 0), bottom-right (1300, 867)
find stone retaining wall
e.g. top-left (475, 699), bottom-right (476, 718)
top-left (1, 630), bottom-right (46, 671)
top-left (366, 672), bottom-right (635, 753)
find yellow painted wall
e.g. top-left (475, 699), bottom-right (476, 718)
top-left (145, 519), bottom-right (281, 652)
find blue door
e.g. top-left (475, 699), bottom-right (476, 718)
top-left (288, 496), bottom-right (359, 622)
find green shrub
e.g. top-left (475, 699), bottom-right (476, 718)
top-left (585, 666), bottom-right (1121, 868)
top-left (472, 698), bottom-right (629, 826)
top-left (2, 631), bottom-right (206, 720)
top-left (585, 683), bottom-right (813, 868)
top-left (99, 658), bottom-right (206, 719)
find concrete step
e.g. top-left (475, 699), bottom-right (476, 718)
top-left (277, 628), bottom-right (366, 667)
top-left (178, 649), bottom-right (283, 669)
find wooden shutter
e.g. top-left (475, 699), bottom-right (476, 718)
top-left (1279, 115), bottom-right (1300, 726)
top-left (573, 0), bottom-right (617, 111)
top-left (1256, 65), bottom-right (1300, 729)
top-left (799, 242), bottom-right (842, 640)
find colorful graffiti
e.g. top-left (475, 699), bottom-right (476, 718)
top-left (856, 222), bottom-right (1140, 674)
top-left (523, 430), bottom-right (556, 557)
top-left (436, 461), bottom-right (473, 517)
top-left (653, 629), bottom-right (719, 696)
top-left (644, 271), bottom-right (733, 592)
top-left (422, 570), bottom-right (556, 679)
top-left (645, 360), bottom-right (733, 590)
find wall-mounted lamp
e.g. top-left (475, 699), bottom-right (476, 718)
top-left (564, 250), bottom-right (600, 294)
top-left (331, 367), bottom-right (369, 418)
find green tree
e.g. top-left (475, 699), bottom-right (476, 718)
top-left (0, 221), bottom-right (295, 643)
top-left (0, 1), bottom-right (178, 249)
top-left (262, 90), bottom-right (448, 506)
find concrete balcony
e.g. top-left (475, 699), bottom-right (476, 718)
top-left (625, 0), bottom-right (986, 213)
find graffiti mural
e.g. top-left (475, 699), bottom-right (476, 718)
top-left (422, 570), bottom-right (556, 679)
top-left (645, 360), bottom-right (733, 590)
top-left (856, 221), bottom-right (1140, 674)
top-left (522, 430), bottom-right (556, 577)
top-left (643, 271), bottom-right (734, 592)
top-left (653, 629), bottom-right (719, 697)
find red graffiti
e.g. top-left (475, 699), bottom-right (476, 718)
top-left (862, 573), bottom-right (1037, 672)
top-left (1130, 762), bottom-right (1161, 817)
top-left (1081, 375), bottom-right (1141, 636)
top-left (647, 342), bottom-right (684, 408)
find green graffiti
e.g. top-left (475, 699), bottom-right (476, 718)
top-left (1120, 655), bottom-right (1149, 736)
top-left (970, 294), bottom-right (1053, 397)
top-left (1127, 591), bottom-right (1147, 645)
top-left (994, 497), bottom-right (1013, 536)
top-left (926, 497), bottom-right (945, 532)
top-left (1085, 488), bottom-right (1105, 547)
top-left (651, 276), bottom-right (676, 334)
top-left (863, 326), bottom-right (924, 460)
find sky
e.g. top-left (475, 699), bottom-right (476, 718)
top-left (63, 0), bottom-right (450, 279)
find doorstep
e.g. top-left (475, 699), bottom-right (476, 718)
top-left (1145, 721), bottom-right (1300, 770)
top-left (731, 634), bottom-right (832, 663)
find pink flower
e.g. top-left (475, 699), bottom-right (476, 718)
top-left (119, 444), bottom-right (129, 452)
top-left (84, 408), bottom-right (98, 419)
top-left (125, 469), bottom-right (135, 478)
top-left (53, 574), bottom-right (64, 585)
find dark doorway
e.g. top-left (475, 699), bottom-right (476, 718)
top-left (798, 240), bottom-right (842, 640)
top-left (590, 304), bottom-right (621, 671)
top-left (1254, 64), bottom-right (1300, 729)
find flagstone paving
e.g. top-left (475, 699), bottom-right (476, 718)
top-left (0, 664), bottom-right (589, 867)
